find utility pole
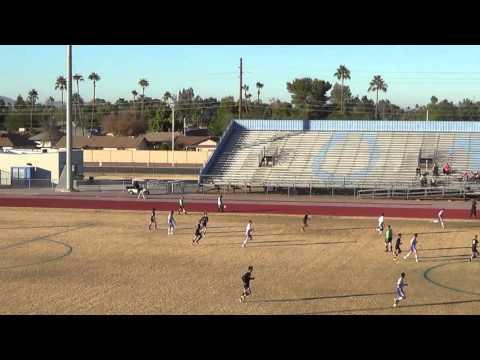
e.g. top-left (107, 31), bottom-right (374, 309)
top-left (66, 45), bottom-right (73, 192)
top-left (171, 100), bottom-right (175, 167)
top-left (239, 57), bottom-right (243, 119)
top-left (426, 109), bottom-right (429, 121)
top-left (183, 117), bottom-right (186, 136)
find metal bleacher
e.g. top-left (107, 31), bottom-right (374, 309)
top-left (200, 120), bottom-right (480, 192)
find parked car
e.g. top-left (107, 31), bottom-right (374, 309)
top-left (126, 181), bottom-right (149, 195)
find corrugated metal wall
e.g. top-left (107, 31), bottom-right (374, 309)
top-left (235, 119), bottom-right (480, 133)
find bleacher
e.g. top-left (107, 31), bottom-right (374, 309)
top-left (200, 120), bottom-right (480, 191)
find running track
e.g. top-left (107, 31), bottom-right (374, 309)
top-left (0, 194), bottom-right (476, 220)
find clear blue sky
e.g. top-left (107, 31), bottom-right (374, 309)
top-left (1, 45), bottom-right (480, 107)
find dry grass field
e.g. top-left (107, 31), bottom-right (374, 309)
top-left (1, 207), bottom-right (480, 315)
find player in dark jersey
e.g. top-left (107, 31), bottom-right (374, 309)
top-left (393, 233), bottom-right (402, 260)
top-left (301, 213), bottom-right (311, 232)
top-left (148, 208), bottom-right (157, 231)
top-left (470, 199), bottom-right (477, 219)
top-left (199, 212), bottom-right (209, 235)
top-left (239, 266), bottom-right (255, 303)
top-left (470, 235), bottom-right (479, 262)
top-left (192, 222), bottom-right (203, 245)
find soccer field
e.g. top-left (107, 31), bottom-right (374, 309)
top-left (1, 207), bottom-right (479, 315)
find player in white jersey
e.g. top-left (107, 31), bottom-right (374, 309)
top-left (436, 209), bottom-right (445, 229)
top-left (242, 220), bottom-right (254, 248)
top-left (167, 210), bottom-right (176, 235)
top-left (138, 187), bottom-right (147, 200)
top-left (376, 213), bottom-right (385, 234)
top-left (403, 233), bottom-right (419, 263)
top-left (393, 272), bottom-right (408, 308)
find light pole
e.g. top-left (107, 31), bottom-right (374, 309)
top-left (171, 99), bottom-right (175, 167)
top-left (66, 45), bottom-right (73, 191)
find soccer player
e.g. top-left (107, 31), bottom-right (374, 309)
top-left (403, 233), bottom-right (419, 263)
top-left (393, 272), bottom-right (408, 308)
top-left (436, 208), bottom-right (445, 229)
top-left (470, 199), bottom-right (477, 219)
top-left (242, 220), bottom-right (254, 248)
top-left (470, 235), bottom-right (479, 262)
top-left (376, 213), bottom-right (385, 234)
top-left (239, 266), bottom-right (255, 303)
top-left (217, 195), bottom-right (224, 212)
top-left (393, 233), bottom-right (402, 260)
top-left (192, 222), bottom-right (203, 245)
top-left (301, 213), bottom-right (311, 232)
top-left (148, 208), bottom-right (157, 231)
top-left (385, 225), bottom-right (393, 252)
top-left (200, 212), bottom-right (209, 235)
top-left (177, 196), bottom-right (187, 215)
top-left (167, 210), bottom-right (176, 235)
top-left (138, 187), bottom-right (147, 200)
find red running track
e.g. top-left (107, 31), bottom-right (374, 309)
top-left (0, 195), bottom-right (474, 220)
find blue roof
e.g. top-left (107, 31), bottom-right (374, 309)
top-left (234, 119), bottom-right (480, 133)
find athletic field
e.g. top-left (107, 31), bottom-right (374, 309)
top-left (1, 207), bottom-right (479, 315)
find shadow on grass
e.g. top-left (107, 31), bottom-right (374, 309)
top-left (205, 240), bottom-right (357, 248)
top-left (251, 291), bottom-right (394, 303)
top-left (299, 298), bottom-right (480, 315)
top-left (421, 246), bottom-right (470, 251)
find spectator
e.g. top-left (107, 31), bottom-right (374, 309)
top-left (416, 166), bottom-right (421, 177)
top-left (443, 163), bottom-right (451, 175)
top-left (430, 177), bottom-right (437, 187)
top-left (420, 173), bottom-right (427, 187)
top-left (433, 163), bottom-right (439, 177)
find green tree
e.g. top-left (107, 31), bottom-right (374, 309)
top-left (256, 82), bottom-right (264, 103)
top-left (333, 65), bottom-right (351, 113)
top-left (131, 90), bottom-right (138, 115)
top-left (73, 74), bottom-right (84, 133)
top-left (88, 72), bottom-right (101, 132)
top-left (330, 83), bottom-right (352, 109)
top-left (286, 78), bottom-right (332, 119)
top-left (27, 89), bottom-right (39, 132)
top-left (138, 79), bottom-right (149, 119)
top-left (4, 112), bottom-right (29, 131)
top-left (368, 75), bottom-right (388, 119)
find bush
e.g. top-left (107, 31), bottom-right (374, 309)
top-left (101, 111), bottom-right (148, 136)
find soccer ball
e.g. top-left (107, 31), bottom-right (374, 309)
top-left (433, 219), bottom-right (439, 223)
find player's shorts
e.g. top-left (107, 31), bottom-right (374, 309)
top-left (472, 247), bottom-right (479, 255)
top-left (386, 238), bottom-right (392, 243)
top-left (410, 245), bottom-right (417, 252)
top-left (378, 224), bottom-right (384, 231)
top-left (243, 286), bottom-right (251, 295)
top-left (396, 288), bottom-right (406, 300)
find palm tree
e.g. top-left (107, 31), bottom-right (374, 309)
top-left (334, 65), bottom-right (351, 113)
top-left (88, 72), bottom-right (101, 133)
top-left (73, 74), bottom-right (84, 133)
top-left (368, 75), bottom-right (388, 119)
top-left (242, 85), bottom-right (250, 113)
top-left (138, 79), bottom-right (149, 118)
top-left (255, 82), bottom-right (264, 103)
top-left (163, 91), bottom-right (172, 103)
top-left (131, 90), bottom-right (138, 114)
top-left (55, 76), bottom-right (67, 105)
top-left (27, 89), bottom-right (39, 132)
top-left (55, 76), bottom-right (67, 131)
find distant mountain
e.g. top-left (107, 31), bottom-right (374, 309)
top-left (0, 96), bottom-right (15, 105)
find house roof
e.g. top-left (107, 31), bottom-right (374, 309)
top-left (55, 135), bottom-right (146, 149)
top-left (144, 132), bottom-right (182, 143)
top-left (29, 130), bottom-right (65, 142)
top-left (176, 135), bottom-right (212, 147)
top-left (185, 128), bottom-right (213, 137)
top-left (0, 133), bottom-right (37, 148)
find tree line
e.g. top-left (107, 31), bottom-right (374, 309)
top-left (1, 66), bottom-right (480, 139)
